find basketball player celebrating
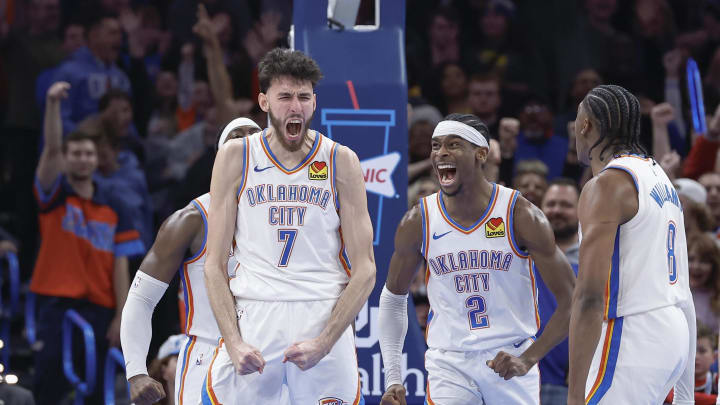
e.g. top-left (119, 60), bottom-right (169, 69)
top-left (202, 48), bottom-right (375, 404)
top-left (379, 113), bottom-right (575, 405)
top-left (120, 118), bottom-right (261, 405)
top-left (567, 85), bottom-right (696, 405)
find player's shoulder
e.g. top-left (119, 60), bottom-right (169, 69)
top-left (394, 203), bottom-right (425, 248)
top-left (163, 199), bottom-right (205, 233)
top-left (583, 168), bottom-right (636, 199)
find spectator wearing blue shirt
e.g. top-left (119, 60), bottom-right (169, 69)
top-left (515, 96), bottom-right (569, 180)
top-left (51, 12), bottom-right (130, 135)
top-left (536, 178), bottom-right (581, 405)
top-left (92, 125), bottom-right (153, 254)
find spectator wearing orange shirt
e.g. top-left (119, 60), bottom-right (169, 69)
top-left (31, 82), bottom-right (143, 405)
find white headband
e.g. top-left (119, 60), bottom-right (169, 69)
top-left (431, 120), bottom-right (489, 149)
top-left (218, 118), bottom-right (261, 148)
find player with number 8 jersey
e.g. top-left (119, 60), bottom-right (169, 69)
top-left (568, 85), bottom-right (695, 405)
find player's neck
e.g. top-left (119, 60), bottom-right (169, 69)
top-left (442, 177), bottom-right (494, 226)
top-left (266, 127), bottom-right (316, 167)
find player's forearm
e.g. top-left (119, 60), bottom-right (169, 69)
top-left (318, 263), bottom-right (375, 349)
top-left (567, 292), bottom-right (605, 401)
top-left (522, 299), bottom-right (570, 365)
top-left (204, 263), bottom-right (243, 345)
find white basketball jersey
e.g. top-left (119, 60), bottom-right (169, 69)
top-left (180, 193), bottom-right (238, 341)
top-left (231, 131), bottom-right (350, 301)
top-left (595, 155), bottom-right (691, 319)
top-left (421, 184), bottom-right (539, 352)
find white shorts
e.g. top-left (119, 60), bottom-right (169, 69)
top-left (584, 305), bottom-right (690, 404)
top-left (425, 338), bottom-right (540, 405)
top-left (200, 299), bottom-right (362, 405)
top-left (175, 335), bottom-right (217, 405)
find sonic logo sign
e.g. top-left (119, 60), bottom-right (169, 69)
top-left (360, 152), bottom-right (401, 198)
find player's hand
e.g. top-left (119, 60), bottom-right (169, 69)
top-left (486, 351), bottom-right (534, 380)
top-left (228, 341), bottom-right (266, 375)
top-left (380, 384), bottom-right (407, 405)
top-left (106, 315), bottom-right (121, 347)
top-left (282, 337), bottom-right (330, 371)
top-left (129, 374), bottom-right (166, 405)
top-left (46, 82), bottom-right (70, 103)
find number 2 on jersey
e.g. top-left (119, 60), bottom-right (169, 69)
top-left (466, 295), bottom-right (489, 329)
top-left (667, 221), bottom-right (677, 284)
top-left (277, 229), bottom-right (298, 267)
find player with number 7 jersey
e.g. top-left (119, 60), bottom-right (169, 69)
top-left (378, 114), bottom-right (575, 405)
top-left (203, 49), bottom-right (375, 405)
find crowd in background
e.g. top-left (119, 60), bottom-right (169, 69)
top-left (2, 0), bottom-right (720, 403)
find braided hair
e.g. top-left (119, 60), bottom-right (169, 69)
top-left (581, 84), bottom-right (647, 161)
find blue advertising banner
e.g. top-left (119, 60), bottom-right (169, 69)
top-left (294, 1), bottom-right (427, 404)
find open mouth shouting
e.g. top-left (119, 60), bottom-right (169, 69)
top-left (285, 118), bottom-right (304, 140)
top-left (436, 162), bottom-right (457, 187)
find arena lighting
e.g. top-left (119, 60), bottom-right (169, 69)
top-left (5, 375), bottom-right (18, 384)
top-left (0, 340), bottom-right (5, 349)
top-left (0, 363), bottom-right (5, 373)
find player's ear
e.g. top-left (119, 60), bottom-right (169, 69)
top-left (312, 93), bottom-right (317, 112)
top-left (476, 146), bottom-right (488, 163)
top-left (259, 92), bottom-right (269, 112)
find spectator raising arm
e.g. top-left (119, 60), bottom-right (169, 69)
top-left (650, 102), bottom-right (674, 162)
top-left (683, 105), bottom-right (720, 179)
top-left (36, 82), bottom-right (70, 191)
top-left (193, 4), bottom-right (238, 126)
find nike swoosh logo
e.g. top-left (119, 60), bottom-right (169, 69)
top-left (432, 231), bottom-right (451, 240)
top-left (254, 165), bottom-right (274, 172)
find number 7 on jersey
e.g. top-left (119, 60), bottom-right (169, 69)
top-left (277, 229), bottom-right (298, 267)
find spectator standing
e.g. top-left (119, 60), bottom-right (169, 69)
top-left (468, 74), bottom-right (503, 136)
top-left (31, 82), bottom-right (143, 405)
top-left (51, 12), bottom-right (130, 134)
top-left (512, 159), bottom-right (549, 208)
top-left (514, 96), bottom-right (569, 180)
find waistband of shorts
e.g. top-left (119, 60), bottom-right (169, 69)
top-left (234, 297), bottom-right (339, 305)
top-left (186, 334), bottom-right (222, 348)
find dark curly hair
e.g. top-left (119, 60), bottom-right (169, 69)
top-left (443, 113), bottom-right (491, 145)
top-left (258, 48), bottom-right (323, 93)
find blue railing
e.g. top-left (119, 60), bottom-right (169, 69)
top-left (62, 309), bottom-right (96, 404)
top-left (25, 292), bottom-right (35, 346)
top-left (0, 252), bottom-right (19, 370)
top-left (104, 347), bottom-right (130, 405)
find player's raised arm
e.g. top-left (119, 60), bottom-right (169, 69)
top-left (378, 204), bottom-right (425, 405)
top-left (120, 205), bottom-right (201, 405)
top-left (488, 196), bottom-right (576, 379)
top-left (282, 145), bottom-right (376, 370)
top-left (205, 139), bottom-right (266, 375)
top-left (567, 170), bottom-right (636, 405)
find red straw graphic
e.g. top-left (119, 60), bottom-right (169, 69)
top-left (346, 80), bottom-right (360, 110)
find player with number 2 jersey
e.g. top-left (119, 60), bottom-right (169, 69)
top-left (378, 114), bottom-right (575, 405)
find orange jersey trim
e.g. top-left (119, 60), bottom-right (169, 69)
top-left (260, 132), bottom-right (323, 175)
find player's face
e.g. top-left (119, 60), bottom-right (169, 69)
top-left (541, 185), bottom-right (579, 239)
top-left (260, 76), bottom-right (316, 152)
top-left (430, 135), bottom-right (486, 196)
top-left (695, 337), bottom-right (714, 376)
top-left (64, 140), bottom-right (98, 181)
